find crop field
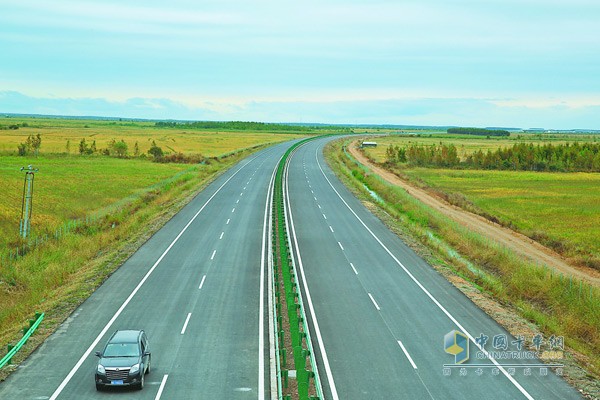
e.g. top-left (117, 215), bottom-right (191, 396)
top-left (361, 133), bottom-right (600, 267)
top-left (0, 116), bottom-right (303, 156)
top-left (362, 132), bottom-right (600, 160)
top-left (0, 117), bottom-right (305, 248)
top-left (0, 155), bottom-right (192, 248)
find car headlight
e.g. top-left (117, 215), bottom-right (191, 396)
top-left (97, 364), bottom-right (105, 374)
top-left (129, 363), bottom-right (140, 374)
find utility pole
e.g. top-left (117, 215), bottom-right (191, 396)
top-left (19, 165), bottom-right (39, 239)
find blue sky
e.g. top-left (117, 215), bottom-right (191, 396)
top-left (1, 0), bottom-right (599, 128)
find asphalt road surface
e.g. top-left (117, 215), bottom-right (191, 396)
top-left (0, 141), bottom-right (296, 399)
top-left (284, 137), bottom-right (582, 400)
top-left (0, 136), bottom-right (583, 400)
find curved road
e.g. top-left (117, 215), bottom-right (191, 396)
top-left (284, 137), bottom-right (581, 400)
top-left (0, 136), bottom-right (582, 400)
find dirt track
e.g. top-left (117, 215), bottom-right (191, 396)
top-left (348, 142), bottom-right (600, 287)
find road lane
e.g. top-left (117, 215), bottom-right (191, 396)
top-left (0, 141), bottom-right (295, 399)
top-left (286, 137), bottom-right (581, 400)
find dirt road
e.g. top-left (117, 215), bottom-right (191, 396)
top-left (348, 142), bottom-right (600, 287)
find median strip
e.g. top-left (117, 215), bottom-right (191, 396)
top-left (271, 138), bottom-right (324, 400)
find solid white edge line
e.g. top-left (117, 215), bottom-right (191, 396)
top-left (315, 145), bottom-right (535, 400)
top-left (285, 151), bottom-right (335, 400)
top-left (48, 160), bottom-right (251, 400)
top-left (199, 275), bottom-right (206, 290)
top-left (261, 157), bottom-right (279, 400)
top-left (211, 250), bottom-right (217, 260)
top-left (154, 374), bottom-right (169, 400)
top-left (350, 263), bottom-right (358, 275)
top-left (397, 341), bottom-right (418, 369)
top-left (368, 293), bottom-right (381, 311)
top-left (181, 313), bottom-right (192, 335)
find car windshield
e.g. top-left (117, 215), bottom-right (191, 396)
top-left (103, 343), bottom-right (139, 357)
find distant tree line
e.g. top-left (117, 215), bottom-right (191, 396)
top-left (385, 142), bottom-right (600, 172)
top-left (447, 127), bottom-right (510, 137)
top-left (155, 121), bottom-right (311, 132)
top-left (69, 138), bottom-right (198, 163)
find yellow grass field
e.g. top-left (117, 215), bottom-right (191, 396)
top-left (0, 117), bottom-right (304, 156)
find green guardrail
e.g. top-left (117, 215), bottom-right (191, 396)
top-left (0, 312), bottom-right (44, 369)
top-left (272, 137), bottom-right (324, 400)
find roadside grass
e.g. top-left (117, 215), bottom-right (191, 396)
top-left (325, 139), bottom-right (600, 381)
top-left (361, 135), bottom-right (600, 270)
top-left (0, 145), bottom-right (261, 375)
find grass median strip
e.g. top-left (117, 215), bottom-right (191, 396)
top-left (272, 138), bottom-right (322, 400)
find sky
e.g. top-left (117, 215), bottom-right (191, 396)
top-left (1, 0), bottom-right (600, 129)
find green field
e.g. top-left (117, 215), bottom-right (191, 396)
top-left (362, 134), bottom-right (600, 268)
top-left (0, 117), bottom-right (307, 249)
top-left (0, 156), bottom-right (192, 247)
top-left (0, 116), bottom-right (305, 155)
top-left (0, 117), bottom-right (313, 364)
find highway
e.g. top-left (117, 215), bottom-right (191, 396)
top-left (284, 137), bottom-right (582, 399)
top-left (0, 141), bottom-right (296, 399)
top-left (0, 136), bottom-right (584, 399)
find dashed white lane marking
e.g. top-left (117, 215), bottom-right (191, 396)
top-left (338, 241), bottom-right (344, 251)
top-left (318, 204), bottom-right (321, 209)
top-left (236, 199), bottom-right (240, 204)
top-left (226, 218), bottom-right (230, 225)
top-left (241, 192), bottom-right (244, 196)
top-left (350, 263), bottom-right (358, 275)
top-left (47, 156), bottom-right (252, 400)
top-left (199, 275), bottom-right (206, 290)
top-left (181, 313), bottom-right (192, 335)
top-left (211, 250), bottom-right (216, 260)
top-left (323, 214), bottom-right (327, 220)
top-left (232, 208), bottom-right (236, 213)
top-left (314, 196), bottom-right (317, 201)
top-left (154, 374), bottom-right (169, 400)
top-left (329, 225), bottom-right (333, 233)
top-left (219, 232), bottom-right (224, 240)
top-left (368, 293), bottom-right (381, 311)
top-left (398, 341), bottom-right (418, 369)
top-left (315, 149), bottom-right (534, 400)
